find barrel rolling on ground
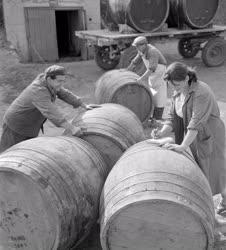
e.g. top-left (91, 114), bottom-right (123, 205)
top-left (100, 140), bottom-right (215, 250)
top-left (0, 136), bottom-right (107, 250)
top-left (95, 70), bottom-right (153, 123)
top-left (70, 103), bottom-right (145, 170)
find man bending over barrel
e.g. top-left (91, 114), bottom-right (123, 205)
top-left (127, 36), bottom-right (167, 122)
top-left (0, 65), bottom-right (98, 153)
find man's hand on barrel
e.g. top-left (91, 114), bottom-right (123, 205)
top-left (151, 128), bottom-right (162, 139)
top-left (80, 103), bottom-right (101, 110)
top-left (70, 126), bottom-right (87, 137)
top-left (85, 104), bottom-right (101, 110)
top-left (63, 121), bottom-right (87, 137)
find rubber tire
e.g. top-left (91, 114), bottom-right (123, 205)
top-left (202, 37), bottom-right (226, 67)
top-left (178, 38), bottom-right (200, 58)
top-left (94, 46), bottom-right (120, 70)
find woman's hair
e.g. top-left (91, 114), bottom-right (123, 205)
top-left (164, 62), bottom-right (198, 85)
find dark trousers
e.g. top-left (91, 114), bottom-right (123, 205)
top-left (153, 107), bottom-right (164, 120)
top-left (0, 123), bottom-right (33, 153)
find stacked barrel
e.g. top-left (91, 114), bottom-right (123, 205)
top-left (100, 0), bottom-right (220, 32)
top-left (101, 0), bottom-right (170, 32)
top-left (168, 0), bottom-right (220, 29)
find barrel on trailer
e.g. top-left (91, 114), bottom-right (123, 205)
top-left (70, 104), bottom-right (145, 169)
top-left (100, 141), bottom-right (215, 250)
top-left (168, 0), bottom-right (220, 29)
top-left (106, 0), bottom-right (169, 32)
top-left (95, 70), bottom-right (153, 123)
top-left (100, 0), bottom-right (118, 30)
top-left (0, 136), bottom-right (107, 250)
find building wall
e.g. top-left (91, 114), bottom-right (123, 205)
top-left (2, 0), bottom-right (100, 61)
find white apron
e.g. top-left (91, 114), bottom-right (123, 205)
top-left (141, 56), bottom-right (167, 108)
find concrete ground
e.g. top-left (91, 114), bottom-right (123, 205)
top-left (1, 39), bottom-right (226, 249)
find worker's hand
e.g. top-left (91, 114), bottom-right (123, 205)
top-left (146, 137), bottom-right (175, 147)
top-left (150, 128), bottom-right (162, 139)
top-left (70, 126), bottom-right (87, 137)
top-left (85, 104), bottom-right (101, 110)
top-left (80, 103), bottom-right (101, 110)
top-left (162, 143), bottom-right (187, 153)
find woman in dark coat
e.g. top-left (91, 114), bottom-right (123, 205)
top-left (152, 62), bottom-right (226, 214)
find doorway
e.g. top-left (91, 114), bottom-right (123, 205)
top-left (55, 9), bottom-right (85, 59)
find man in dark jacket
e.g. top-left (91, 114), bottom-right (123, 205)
top-left (0, 65), bottom-right (96, 152)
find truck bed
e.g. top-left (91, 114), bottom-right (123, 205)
top-left (75, 25), bottom-right (226, 46)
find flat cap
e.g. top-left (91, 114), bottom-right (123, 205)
top-left (132, 36), bottom-right (148, 46)
top-left (44, 65), bottom-right (74, 77)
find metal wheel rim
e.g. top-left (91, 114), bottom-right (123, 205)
top-left (99, 47), bottom-right (117, 65)
top-left (181, 40), bottom-right (198, 56)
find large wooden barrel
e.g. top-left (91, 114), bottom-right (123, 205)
top-left (100, 141), bottom-right (215, 250)
top-left (168, 0), bottom-right (220, 29)
top-left (107, 0), bottom-right (169, 32)
top-left (95, 70), bottom-right (153, 123)
top-left (0, 136), bottom-right (107, 250)
top-left (70, 104), bottom-right (145, 170)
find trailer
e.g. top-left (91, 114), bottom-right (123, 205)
top-left (75, 25), bottom-right (226, 71)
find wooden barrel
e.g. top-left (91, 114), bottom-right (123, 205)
top-left (0, 136), bottom-right (107, 250)
top-left (100, 141), bottom-right (215, 250)
top-left (70, 104), bottom-right (145, 170)
top-left (107, 0), bottom-right (169, 32)
top-left (168, 0), bottom-right (220, 29)
top-left (95, 70), bottom-right (153, 123)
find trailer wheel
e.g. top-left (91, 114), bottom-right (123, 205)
top-left (178, 38), bottom-right (200, 58)
top-left (202, 37), bottom-right (226, 67)
top-left (94, 46), bottom-right (120, 70)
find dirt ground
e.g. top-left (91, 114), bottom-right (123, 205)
top-left (1, 37), bottom-right (226, 135)
top-left (1, 31), bottom-right (226, 249)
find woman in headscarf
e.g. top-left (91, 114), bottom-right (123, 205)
top-left (152, 61), bottom-right (226, 215)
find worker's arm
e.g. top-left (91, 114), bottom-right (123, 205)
top-left (57, 87), bottom-right (83, 108)
top-left (127, 53), bottom-right (141, 71)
